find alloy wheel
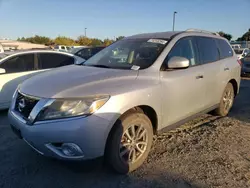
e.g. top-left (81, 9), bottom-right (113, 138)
top-left (119, 124), bottom-right (148, 164)
top-left (223, 88), bottom-right (234, 113)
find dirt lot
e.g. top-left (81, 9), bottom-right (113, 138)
top-left (1, 79), bottom-right (250, 188)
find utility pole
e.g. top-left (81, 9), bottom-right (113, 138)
top-left (172, 11), bottom-right (177, 31)
top-left (85, 28), bottom-right (87, 37)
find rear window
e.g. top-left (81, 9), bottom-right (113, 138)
top-left (217, 39), bottom-right (233, 59)
top-left (196, 37), bottom-right (219, 64)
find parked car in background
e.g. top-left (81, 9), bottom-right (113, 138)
top-left (54, 45), bottom-right (70, 52)
top-left (234, 48), bottom-right (250, 59)
top-left (70, 46), bottom-right (105, 60)
top-left (0, 50), bottom-right (85, 110)
top-left (8, 29), bottom-right (240, 174)
top-left (241, 52), bottom-right (250, 76)
top-left (231, 44), bottom-right (241, 50)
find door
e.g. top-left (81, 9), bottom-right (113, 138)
top-left (0, 53), bottom-right (37, 108)
top-left (160, 37), bottom-right (206, 126)
top-left (37, 53), bottom-right (75, 70)
top-left (195, 37), bottom-right (228, 108)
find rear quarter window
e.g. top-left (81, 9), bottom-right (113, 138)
top-left (196, 37), bottom-right (219, 64)
top-left (217, 39), bottom-right (233, 59)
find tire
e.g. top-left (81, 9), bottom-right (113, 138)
top-left (214, 83), bottom-right (235, 116)
top-left (105, 111), bottom-right (153, 174)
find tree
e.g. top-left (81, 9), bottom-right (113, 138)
top-left (54, 36), bottom-right (77, 46)
top-left (116, 36), bottom-right (125, 41)
top-left (218, 32), bottom-right (232, 41)
top-left (90, 38), bottom-right (103, 46)
top-left (237, 28), bottom-right (250, 41)
top-left (77, 36), bottom-right (92, 46)
top-left (103, 38), bottom-right (114, 46)
top-left (17, 35), bottom-right (51, 44)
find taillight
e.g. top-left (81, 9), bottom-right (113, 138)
top-left (237, 59), bottom-right (242, 66)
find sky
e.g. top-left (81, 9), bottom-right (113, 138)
top-left (0, 0), bottom-right (249, 40)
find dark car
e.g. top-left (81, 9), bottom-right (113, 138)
top-left (70, 46), bottom-right (105, 60)
top-left (241, 52), bottom-right (250, 76)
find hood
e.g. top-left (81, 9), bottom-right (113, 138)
top-left (20, 65), bottom-right (138, 98)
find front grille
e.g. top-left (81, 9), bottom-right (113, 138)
top-left (14, 92), bottom-right (39, 118)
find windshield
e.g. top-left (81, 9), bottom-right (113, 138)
top-left (243, 49), bottom-right (250, 54)
top-left (84, 38), bottom-right (167, 70)
top-left (70, 48), bottom-right (82, 54)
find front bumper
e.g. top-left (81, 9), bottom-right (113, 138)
top-left (8, 110), bottom-right (112, 160)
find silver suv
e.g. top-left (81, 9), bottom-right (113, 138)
top-left (9, 29), bottom-right (241, 174)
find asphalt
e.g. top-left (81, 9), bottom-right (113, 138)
top-left (0, 78), bottom-right (250, 188)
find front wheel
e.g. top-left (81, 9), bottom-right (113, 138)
top-left (214, 83), bottom-right (235, 116)
top-left (105, 112), bottom-right (153, 174)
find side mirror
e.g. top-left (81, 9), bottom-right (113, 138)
top-left (0, 68), bottom-right (6, 74)
top-left (167, 56), bottom-right (190, 69)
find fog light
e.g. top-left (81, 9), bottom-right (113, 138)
top-left (61, 143), bottom-right (83, 157)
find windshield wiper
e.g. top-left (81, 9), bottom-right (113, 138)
top-left (87, 64), bottom-right (111, 68)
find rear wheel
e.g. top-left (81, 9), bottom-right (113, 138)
top-left (214, 83), bottom-right (234, 116)
top-left (105, 111), bottom-right (153, 174)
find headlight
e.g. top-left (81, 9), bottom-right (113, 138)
top-left (36, 96), bottom-right (109, 121)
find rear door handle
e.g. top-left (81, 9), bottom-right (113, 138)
top-left (224, 67), bottom-right (229, 71)
top-left (196, 75), bottom-right (203, 79)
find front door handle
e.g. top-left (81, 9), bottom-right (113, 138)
top-left (224, 67), bottom-right (229, 71)
top-left (196, 75), bottom-right (204, 79)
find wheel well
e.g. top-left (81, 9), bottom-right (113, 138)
top-left (229, 79), bottom-right (238, 97)
top-left (138, 105), bottom-right (158, 134)
top-left (110, 106), bottom-right (158, 136)
top-left (119, 106), bottom-right (158, 134)
top-left (104, 105), bottom-right (158, 156)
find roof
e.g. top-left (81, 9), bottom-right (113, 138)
top-left (0, 49), bottom-right (85, 62)
top-left (126, 31), bottom-right (182, 39)
top-left (126, 29), bottom-right (223, 40)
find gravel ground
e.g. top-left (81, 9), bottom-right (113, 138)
top-left (0, 79), bottom-right (250, 188)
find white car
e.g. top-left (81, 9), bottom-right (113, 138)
top-left (231, 44), bottom-right (241, 50)
top-left (54, 45), bottom-right (71, 52)
top-left (0, 44), bottom-right (4, 53)
top-left (0, 50), bottom-right (85, 110)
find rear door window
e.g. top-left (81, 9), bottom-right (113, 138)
top-left (196, 37), bottom-right (219, 64)
top-left (0, 54), bottom-right (35, 73)
top-left (38, 53), bottom-right (75, 69)
top-left (217, 39), bottom-right (233, 59)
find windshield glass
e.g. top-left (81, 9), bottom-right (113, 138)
top-left (70, 48), bottom-right (82, 54)
top-left (84, 38), bottom-right (167, 70)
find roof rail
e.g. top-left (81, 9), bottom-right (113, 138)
top-left (185, 28), bottom-right (220, 36)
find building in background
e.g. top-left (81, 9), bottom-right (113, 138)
top-left (0, 39), bottom-right (46, 52)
